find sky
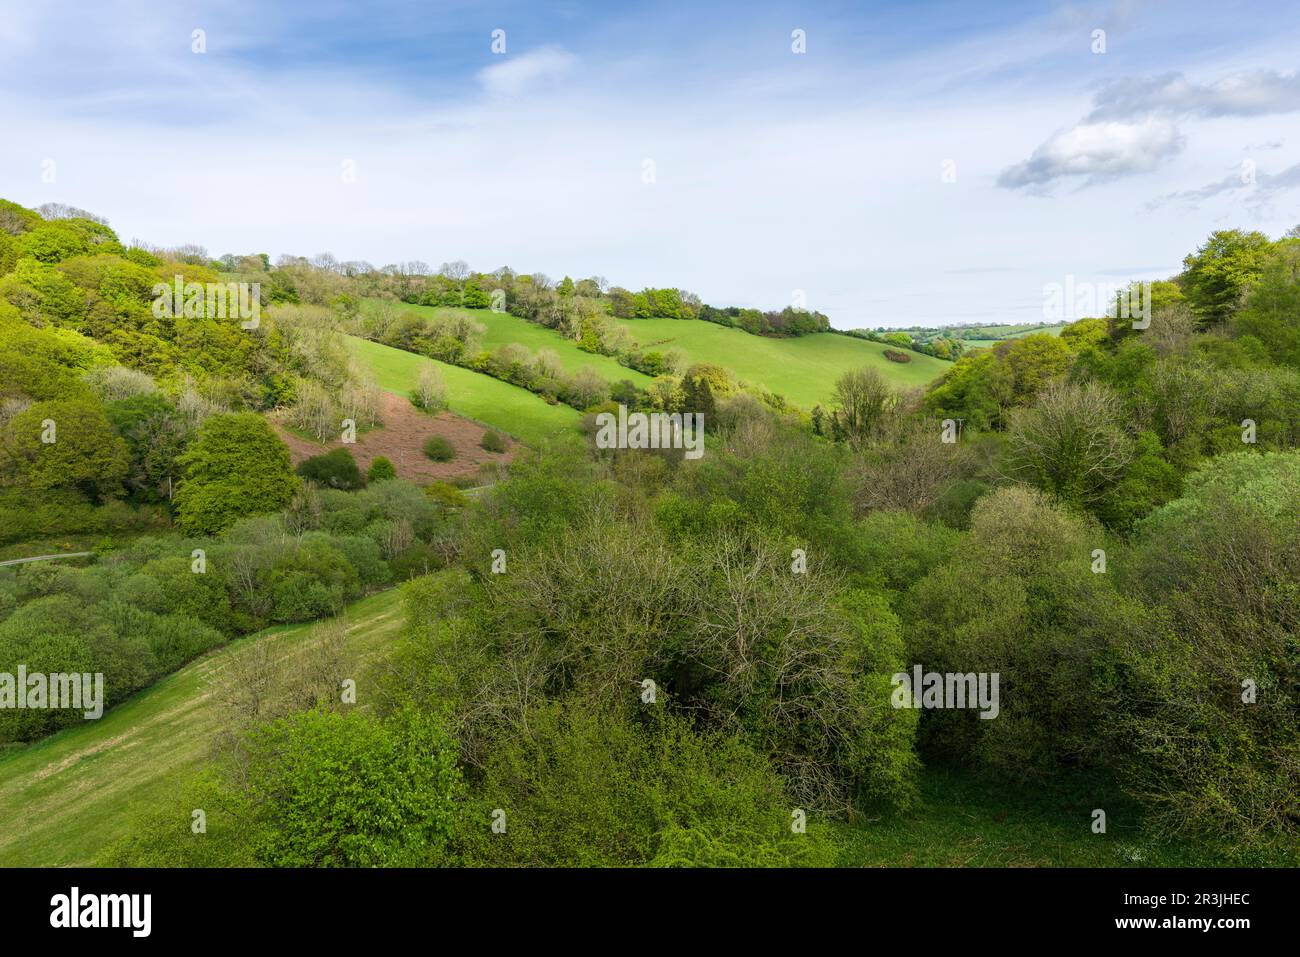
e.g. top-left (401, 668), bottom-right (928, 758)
top-left (2, 0), bottom-right (1299, 329)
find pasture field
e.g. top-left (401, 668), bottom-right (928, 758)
top-left (615, 319), bottom-right (950, 407)
top-left (348, 335), bottom-right (580, 445)
top-left (363, 301), bottom-right (654, 388)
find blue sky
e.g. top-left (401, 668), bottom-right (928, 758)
top-left (3, 0), bottom-right (1299, 327)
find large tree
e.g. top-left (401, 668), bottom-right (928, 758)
top-left (1003, 381), bottom-right (1134, 507)
top-left (832, 365), bottom-right (893, 446)
top-left (0, 398), bottom-right (128, 502)
top-left (1181, 229), bottom-right (1275, 327)
top-left (173, 413), bottom-right (299, 534)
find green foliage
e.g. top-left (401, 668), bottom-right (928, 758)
top-left (479, 429), bottom-right (507, 453)
top-left (461, 705), bottom-right (837, 867)
top-left (242, 707), bottom-right (462, 867)
top-left (679, 362), bottom-right (733, 414)
top-left (104, 392), bottom-right (188, 502)
top-left (902, 486), bottom-right (1118, 779)
top-left (1003, 381), bottom-right (1134, 508)
top-left (402, 511), bottom-right (918, 814)
top-left (174, 413), bottom-right (299, 535)
top-left (1181, 229), bottom-right (1275, 327)
top-left (0, 398), bottom-right (129, 501)
top-left (1232, 247), bottom-right (1300, 368)
top-left (366, 455), bottom-right (397, 482)
top-left (1109, 452), bottom-right (1300, 852)
top-left (422, 435), bottom-right (455, 462)
top-left (296, 447), bottom-right (364, 490)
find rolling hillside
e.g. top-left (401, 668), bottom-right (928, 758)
top-left (614, 319), bottom-right (950, 407)
top-left (363, 301), bottom-right (654, 388)
top-left (348, 336), bottom-right (580, 445)
top-left (363, 301), bottom-right (951, 414)
top-left (0, 589), bottom-right (404, 867)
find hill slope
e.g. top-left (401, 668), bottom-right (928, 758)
top-left (0, 589), bottom-right (404, 867)
top-left (614, 319), bottom-right (949, 407)
top-left (363, 302), bottom-right (654, 388)
top-left (348, 336), bottom-right (580, 445)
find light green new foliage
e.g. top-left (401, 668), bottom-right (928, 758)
top-left (174, 413), bottom-right (300, 535)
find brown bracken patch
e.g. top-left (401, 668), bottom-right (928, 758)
top-left (270, 390), bottom-right (514, 484)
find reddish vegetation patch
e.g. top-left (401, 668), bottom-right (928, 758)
top-left (271, 391), bottom-right (515, 484)
top-left (883, 348), bottom-right (913, 363)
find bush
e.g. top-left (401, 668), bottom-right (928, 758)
top-left (407, 516), bottom-right (918, 814)
top-left (424, 481), bottom-right (468, 508)
top-left (366, 456), bottom-right (397, 482)
top-left (882, 348), bottom-right (912, 363)
top-left (410, 366), bottom-right (447, 413)
top-left (459, 704), bottom-right (837, 867)
top-left (1106, 452), bottom-right (1300, 853)
top-left (423, 435), bottom-right (455, 462)
top-left (901, 486), bottom-right (1119, 780)
top-left (110, 708), bottom-right (463, 867)
top-left (479, 429), bottom-right (507, 453)
top-left (296, 447), bottom-right (364, 490)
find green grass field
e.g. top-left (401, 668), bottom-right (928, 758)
top-left (364, 302), bottom-right (654, 388)
top-left (0, 588), bottom-right (405, 867)
top-left (348, 336), bottom-right (579, 445)
top-left (615, 319), bottom-right (950, 407)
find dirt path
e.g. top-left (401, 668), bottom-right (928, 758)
top-left (0, 552), bottom-right (93, 566)
top-left (272, 391), bottom-right (515, 484)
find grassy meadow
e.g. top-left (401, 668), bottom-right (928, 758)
top-left (363, 301), bottom-right (655, 388)
top-left (348, 335), bottom-right (580, 445)
top-left (615, 318), bottom-right (950, 406)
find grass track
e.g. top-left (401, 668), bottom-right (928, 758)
top-left (0, 588), bottom-right (405, 867)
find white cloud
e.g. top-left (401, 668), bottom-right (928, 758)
top-left (997, 117), bottom-right (1185, 189)
top-left (1002, 68), bottom-right (1300, 191)
top-left (1088, 69), bottom-right (1300, 120)
top-left (477, 47), bottom-right (576, 97)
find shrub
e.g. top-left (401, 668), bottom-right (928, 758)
top-left (883, 348), bottom-right (912, 363)
top-left (423, 435), bottom-right (455, 462)
top-left (459, 704), bottom-right (837, 867)
top-left (111, 708), bottom-right (464, 867)
top-left (410, 365), bottom-right (447, 413)
top-left (296, 447), bottom-right (364, 490)
top-left (366, 456), bottom-right (397, 482)
top-left (424, 481), bottom-right (468, 508)
top-left (479, 429), bottom-right (507, 453)
top-left (1106, 452), bottom-right (1300, 853)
